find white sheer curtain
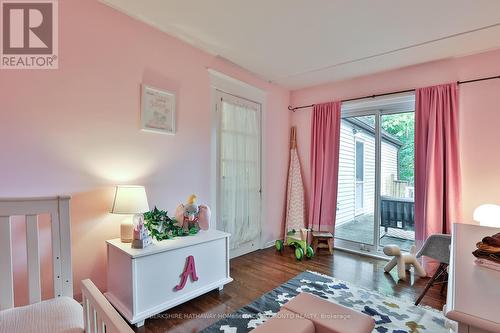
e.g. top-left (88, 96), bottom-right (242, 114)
top-left (219, 93), bottom-right (261, 251)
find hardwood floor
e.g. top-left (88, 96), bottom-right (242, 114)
top-left (135, 247), bottom-right (446, 333)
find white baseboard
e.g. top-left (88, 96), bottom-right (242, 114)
top-left (334, 246), bottom-right (390, 261)
top-left (263, 240), bottom-right (277, 249)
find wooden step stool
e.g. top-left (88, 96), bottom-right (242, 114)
top-left (312, 232), bottom-right (334, 255)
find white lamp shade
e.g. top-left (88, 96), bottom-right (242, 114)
top-left (473, 204), bottom-right (500, 227)
top-left (111, 186), bottom-right (149, 214)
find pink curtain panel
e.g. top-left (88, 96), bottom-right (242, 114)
top-left (415, 83), bottom-right (462, 270)
top-left (309, 101), bottom-right (341, 232)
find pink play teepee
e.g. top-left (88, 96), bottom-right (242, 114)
top-left (284, 127), bottom-right (306, 236)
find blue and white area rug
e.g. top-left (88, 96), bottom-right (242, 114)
top-left (201, 270), bottom-right (448, 333)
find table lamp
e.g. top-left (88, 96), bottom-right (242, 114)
top-left (473, 204), bottom-right (500, 228)
top-left (111, 185), bottom-right (149, 242)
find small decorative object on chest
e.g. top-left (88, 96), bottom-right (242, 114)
top-left (132, 214), bottom-right (152, 249)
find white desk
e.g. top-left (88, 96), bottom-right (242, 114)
top-left (445, 224), bottom-right (500, 333)
top-left (105, 230), bottom-right (233, 327)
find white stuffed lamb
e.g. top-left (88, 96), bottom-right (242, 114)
top-left (383, 245), bottom-right (426, 281)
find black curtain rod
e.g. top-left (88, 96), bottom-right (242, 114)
top-left (288, 74), bottom-right (500, 112)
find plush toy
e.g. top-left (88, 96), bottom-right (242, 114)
top-left (383, 245), bottom-right (426, 281)
top-left (174, 204), bottom-right (186, 229)
top-left (197, 205), bottom-right (211, 231)
top-left (175, 194), bottom-right (211, 231)
top-left (184, 194), bottom-right (199, 223)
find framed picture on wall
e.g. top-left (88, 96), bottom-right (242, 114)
top-left (141, 85), bottom-right (176, 135)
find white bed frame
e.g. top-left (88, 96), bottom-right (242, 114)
top-left (0, 196), bottom-right (133, 333)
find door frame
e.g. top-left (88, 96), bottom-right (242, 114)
top-left (208, 69), bottom-right (266, 258)
top-left (334, 93), bottom-right (415, 256)
top-left (215, 90), bottom-right (262, 258)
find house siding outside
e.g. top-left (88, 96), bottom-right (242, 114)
top-left (336, 119), bottom-right (399, 226)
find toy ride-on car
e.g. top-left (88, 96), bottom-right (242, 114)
top-left (275, 229), bottom-right (314, 260)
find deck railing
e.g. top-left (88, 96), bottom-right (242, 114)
top-left (380, 196), bottom-right (415, 232)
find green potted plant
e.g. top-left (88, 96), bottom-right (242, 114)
top-left (143, 207), bottom-right (198, 241)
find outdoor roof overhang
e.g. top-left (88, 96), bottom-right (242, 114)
top-left (345, 117), bottom-right (403, 148)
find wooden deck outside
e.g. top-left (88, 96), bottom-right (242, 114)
top-left (335, 213), bottom-right (415, 250)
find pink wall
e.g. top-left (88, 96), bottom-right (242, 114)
top-left (0, 0), bottom-right (290, 304)
top-left (291, 48), bottom-right (500, 226)
top-left (4, 0), bottom-right (499, 306)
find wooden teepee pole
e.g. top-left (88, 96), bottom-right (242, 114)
top-left (290, 126), bottom-right (297, 149)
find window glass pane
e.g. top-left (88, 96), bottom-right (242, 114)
top-left (355, 141), bottom-right (364, 181)
top-left (335, 115), bottom-right (375, 245)
top-left (379, 112), bottom-right (415, 251)
top-left (355, 183), bottom-right (363, 209)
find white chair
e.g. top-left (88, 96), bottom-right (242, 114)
top-left (414, 234), bottom-right (451, 305)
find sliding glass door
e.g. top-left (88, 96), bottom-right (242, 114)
top-left (334, 103), bottom-right (415, 255)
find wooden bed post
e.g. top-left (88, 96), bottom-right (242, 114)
top-left (58, 196), bottom-right (73, 298)
top-left (26, 214), bottom-right (41, 304)
top-left (0, 216), bottom-right (14, 310)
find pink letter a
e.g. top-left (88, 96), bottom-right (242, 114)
top-left (175, 255), bottom-right (199, 291)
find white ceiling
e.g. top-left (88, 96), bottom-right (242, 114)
top-left (101, 0), bottom-right (500, 90)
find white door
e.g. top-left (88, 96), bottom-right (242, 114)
top-left (216, 90), bottom-right (261, 258)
